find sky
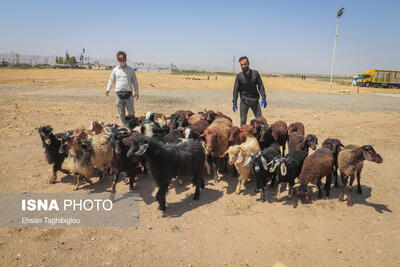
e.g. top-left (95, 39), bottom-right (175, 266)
top-left (0, 0), bottom-right (399, 75)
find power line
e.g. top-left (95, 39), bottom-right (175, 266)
top-left (340, 36), bottom-right (400, 46)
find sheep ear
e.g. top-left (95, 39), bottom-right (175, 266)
top-left (236, 152), bottom-right (243, 164)
top-left (134, 144), bottom-right (149, 156)
top-left (243, 157), bottom-right (252, 167)
top-left (361, 148), bottom-right (373, 161)
top-left (261, 156), bottom-right (269, 170)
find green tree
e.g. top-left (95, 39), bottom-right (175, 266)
top-left (58, 56), bottom-right (64, 65)
top-left (55, 56), bottom-right (59, 64)
top-left (68, 56), bottom-right (77, 65)
top-left (65, 51), bottom-right (70, 64)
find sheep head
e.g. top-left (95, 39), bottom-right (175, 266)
top-left (361, 145), bottom-right (383, 164)
top-left (306, 134), bottom-right (318, 150)
top-left (37, 125), bottom-right (53, 145)
top-left (127, 137), bottom-right (149, 158)
top-left (228, 126), bottom-right (240, 143)
top-left (200, 129), bottom-right (217, 152)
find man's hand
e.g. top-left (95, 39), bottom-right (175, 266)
top-left (105, 90), bottom-right (110, 96)
top-left (232, 104), bottom-right (238, 112)
top-left (134, 93), bottom-right (139, 100)
top-left (261, 99), bottom-right (267, 108)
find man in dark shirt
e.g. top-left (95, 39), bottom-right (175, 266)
top-left (232, 56), bottom-right (267, 125)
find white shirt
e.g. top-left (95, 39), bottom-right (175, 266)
top-left (106, 65), bottom-right (139, 93)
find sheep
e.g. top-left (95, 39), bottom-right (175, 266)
top-left (200, 117), bottom-right (232, 182)
top-left (288, 122), bottom-right (305, 136)
top-left (37, 126), bottom-right (71, 184)
top-left (223, 137), bottom-right (260, 194)
top-left (271, 120), bottom-right (288, 156)
top-left (269, 149), bottom-right (308, 200)
top-left (59, 130), bottom-right (113, 190)
top-left (127, 136), bottom-right (205, 211)
top-left (288, 133), bottom-right (318, 154)
top-left (228, 125), bottom-right (254, 146)
top-left (88, 120), bottom-right (114, 135)
top-left (296, 148), bottom-right (335, 203)
top-left (243, 143), bottom-right (281, 201)
top-left (322, 138), bottom-right (344, 188)
top-left (250, 116), bottom-right (268, 128)
top-left (184, 119), bottom-right (209, 139)
top-left (337, 145), bottom-right (383, 206)
top-left (102, 126), bottom-right (145, 200)
top-left (255, 123), bottom-right (275, 150)
top-left (173, 109), bottom-right (194, 118)
top-left (163, 128), bottom-right (185, 144)
top-left (133, 116), bottom-right (165, 139)
top-left (188, 112), bottom-right (205, 125)
top-left (167, 113), bottom-right (189, 131)
top-left (204, 110), bottom-right (232, 124)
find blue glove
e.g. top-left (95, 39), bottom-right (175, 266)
top-left (232, 104), bottom-right (238, 112)
top-left (261, 99), bottom-right (267, 108)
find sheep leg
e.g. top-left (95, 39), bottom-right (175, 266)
top-left (193, 174), bottom-right (202, 200)
top-left (73, 174), bottom-right (81, 191)
top-left (50, 161), bottom-right (63, 184)
top-left (325, 174), bottom-right (332, 197)
top-left (235, 175), bottom-right (243, 194)
top-left (288, 180), bottom-right (295, 199)
top-left (129, 175), bottom-right (137, 192)
top-left (317, 177), bottom-right (323, 198)
top-left (110, 172), bottom-right (119, 201)
top-left (356, 168), bottom-right (363, 195)
top-left (347, 175), bottom-right (355, 206)
top-left (338, 173), bottom-right (347, 202)
top-left (156, 181), bottom-right (169, 211)
top-left (276, 183), bottom-right (282, 200)
top-left (334, 164), bottom-right (339, 188)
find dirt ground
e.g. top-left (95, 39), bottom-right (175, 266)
top-left (0, 69), bottom-right (399, 267)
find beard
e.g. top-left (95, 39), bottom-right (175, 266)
top-left (241, 66), bottom-right (249, 72)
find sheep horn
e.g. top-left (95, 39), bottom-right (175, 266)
top-left (134, 144), bottom-right (149, 156)
top-left (243, 157), bottom-right (253, 167)
top-left (261, 156), bottom-right (269, 170)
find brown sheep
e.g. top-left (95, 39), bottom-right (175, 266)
top-left (200, 117), bottom-right (232, 182)
top-left (229, 125), bottom-right (255, 146)
top-left (322, 138), bottom-right (344, 188)
top-left (287, 122), bottom-right (305, 136)
top-left (188, 113), bottom-right (205, 125)
top-left (296, 148), bottom-right (335, 203)
top-left (271, 120), bottom-right (288, 156)
top-left (337, 145), bottom-right (383, 206)
top-left (183, 119), bottom-right (210, 139)
top-left (288, 133), bottom-right (318, 154)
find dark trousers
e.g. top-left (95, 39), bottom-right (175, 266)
top-left (240, 98), bottom-right (262, 126)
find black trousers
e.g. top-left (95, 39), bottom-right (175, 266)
top-left (240, 98), bottom-right (262, 126)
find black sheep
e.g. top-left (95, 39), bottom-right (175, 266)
top-left (244, 143), bottom-right (282, 202)
top-left (103, 126), bottom-right (146, 200)
top-left (163, 128), bottom-right (184, 144)
top-left (269, 149), bottom-right (308, 200)
top-left (37, 126), bottom-right (71, 184)
top-left (322, 138), bottom-right (344, 188)
top-left (127, 136), bottom-right (205, 211)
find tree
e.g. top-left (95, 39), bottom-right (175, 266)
top-left (65, 51), bottom-right (70, 64)
top-left (55, 56), bottom-right (59, 64)
top-left (68, 56), bottom-right (77, 65)
top-left (57, 56), bottom-right (64, 65)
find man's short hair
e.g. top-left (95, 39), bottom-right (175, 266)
top-left (239, 56), bottom-right (249, 63)
top-left (116, 51), bottom-right (127, 60)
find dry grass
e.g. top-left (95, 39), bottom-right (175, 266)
top-left (1, 68), bottom-right (399, 94)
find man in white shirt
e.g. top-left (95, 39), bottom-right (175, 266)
top-left (105, 51), bottom-right (139, 127)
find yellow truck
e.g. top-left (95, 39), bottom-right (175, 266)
top-left (355, 70), bottom-right (400, 88)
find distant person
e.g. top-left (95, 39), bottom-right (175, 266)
top-left (105, 51), bottom-right (139, 127)
top-left (232, 56), bottom-right (267, 126)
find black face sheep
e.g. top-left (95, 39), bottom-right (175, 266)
top-left (337, 144), bottom-right (383, 206)
top-left (102, 126), bottom-right (145, 200)
top-left (288, 133), bottom-right (318, 154)
top-left (255, 124), bottom-right (275, 150)
top-left (296, 148), bottom-right (335, 203)
top-left (269, 149), bottom-right (308, 200)
top-left (37, 126), bottom-right (72, 184)
top-left (127, 136), bottom-right (205, 211)
top-left (322, 138), bottom-right (344, 188)
top-left (243, 143), bottom-right (281, 202)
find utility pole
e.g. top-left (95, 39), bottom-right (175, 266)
top-left (330, 7), bottom-right (345, 87)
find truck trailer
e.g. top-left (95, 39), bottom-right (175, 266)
top-left (356, 70), bottom-right (400, 88)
